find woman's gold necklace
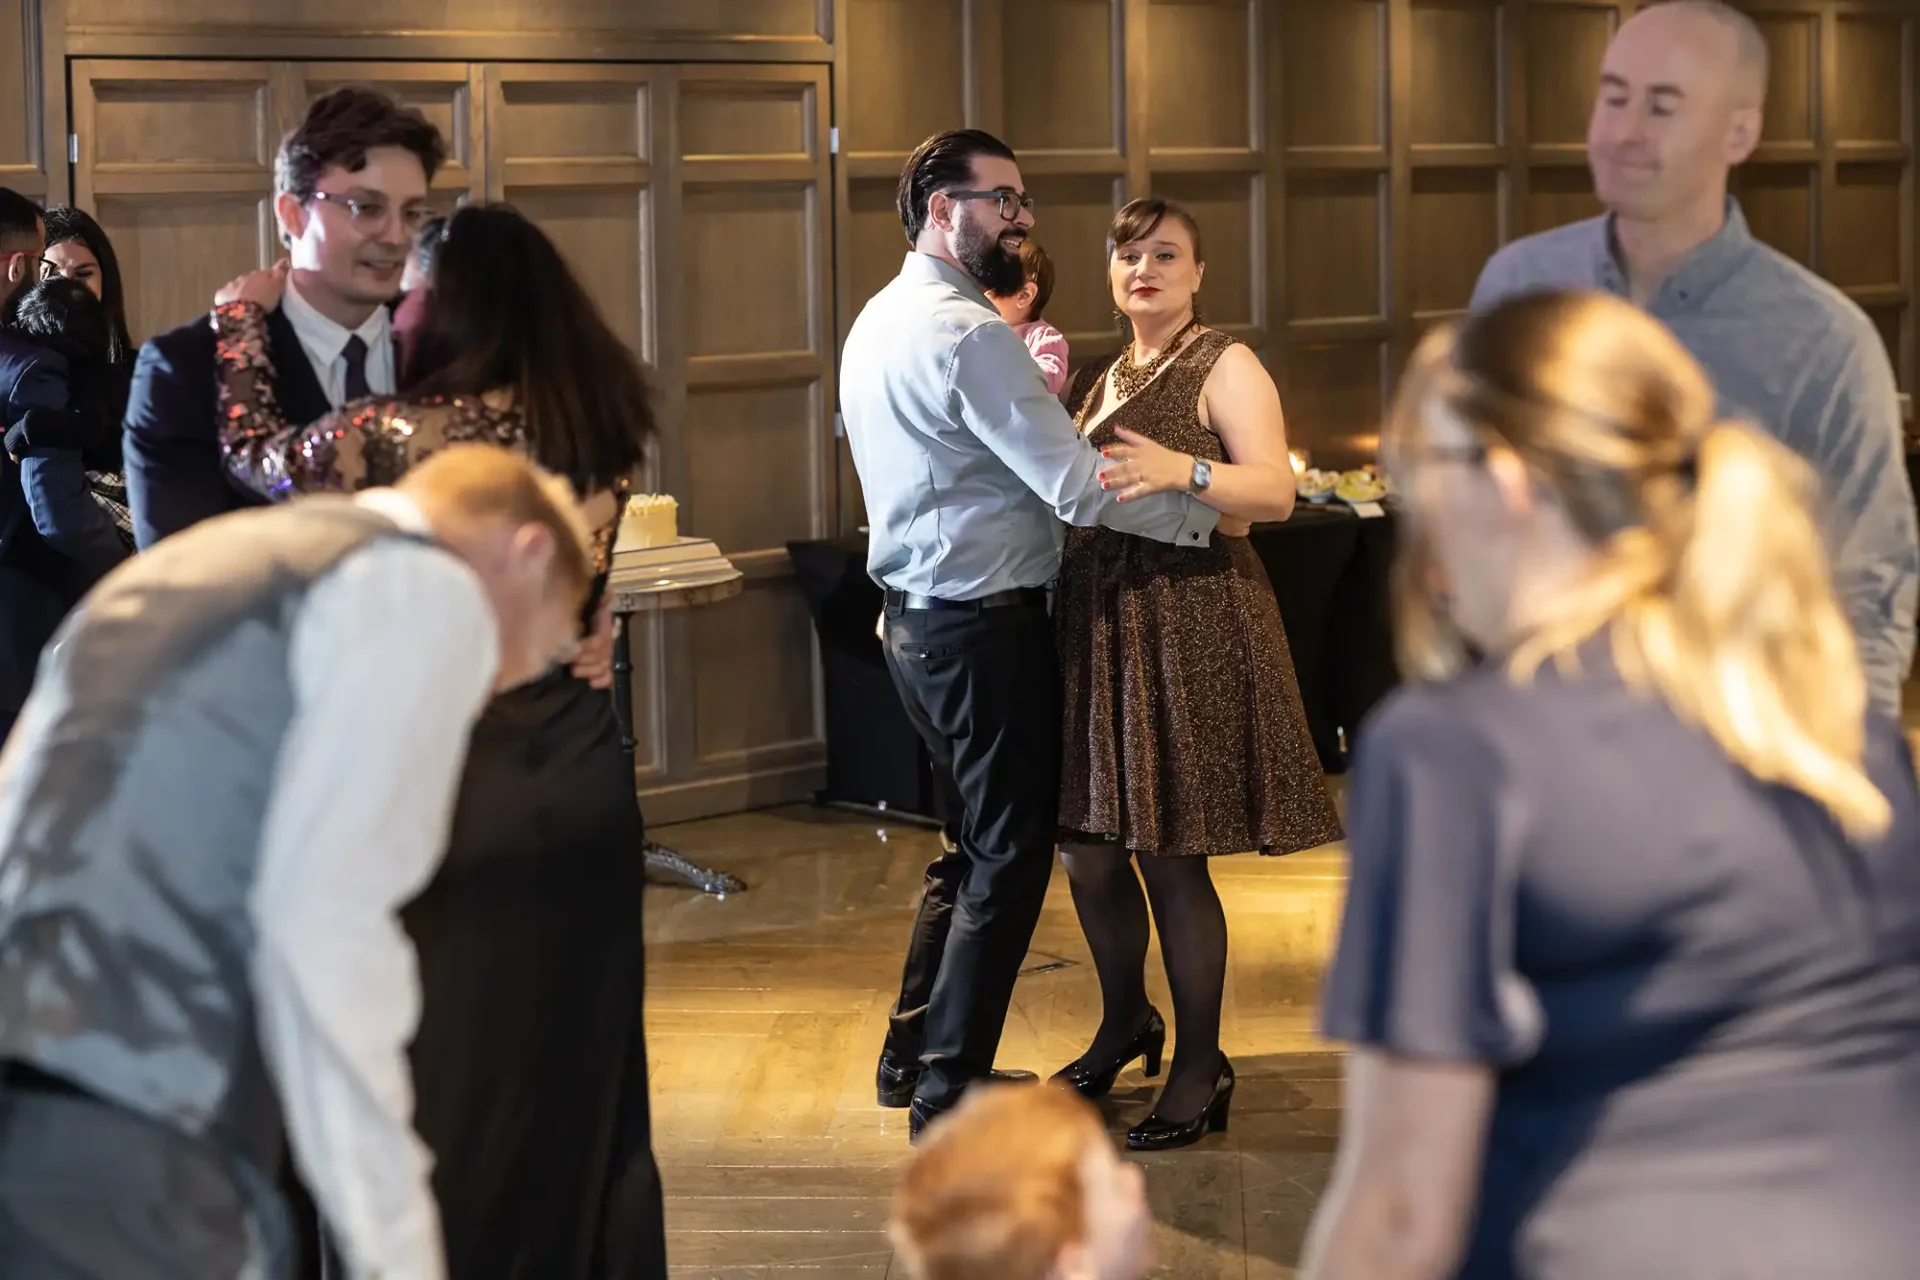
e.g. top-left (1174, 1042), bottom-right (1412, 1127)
top-left (1110, 317), bottom-right (1199, 401)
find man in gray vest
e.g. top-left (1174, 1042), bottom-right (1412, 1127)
top-left (0, 443), bottom-right (597, 1280)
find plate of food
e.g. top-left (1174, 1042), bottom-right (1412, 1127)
top-left (1335, 468), bottom-right (1387, 505)
top-left (1298, 468), bottom-right (1339, 502)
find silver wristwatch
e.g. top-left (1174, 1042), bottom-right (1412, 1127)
top-left (1189, 457), bottom-right (1213, 492)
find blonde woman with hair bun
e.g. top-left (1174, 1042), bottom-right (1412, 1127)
top-left (1303, 289), bottom-right (1920, 1280)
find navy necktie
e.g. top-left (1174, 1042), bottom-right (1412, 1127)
top-left (340, 334), bottom-right (372, 404)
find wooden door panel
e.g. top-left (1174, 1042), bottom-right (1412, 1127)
top-left (1410, 0), bottom-right (1499, 149)
top-left (481, 62), bottom-right (831, 818)
top-left (1284, 0), bottom-right (1386, 152)
top-left (1754, 12), bottom-right (1817, 146)
top-left (1409, 168), bottom-right (1500, 318)
top-left (0, 0), bottom-right (45, 198)
top-left (674, 63), bottom-right (831, 797)
top-left (487, 64), bottom-right (666, 780)
top-left (71, 60), bottom-right (282, 342)
top-left (1523, 5), bottom-right (1616, 153)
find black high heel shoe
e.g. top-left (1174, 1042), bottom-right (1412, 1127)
top-left (1051, 1008), bottom-right (1167, 1100)
top-left (1125, 1054), bottom-right (1234, 1152)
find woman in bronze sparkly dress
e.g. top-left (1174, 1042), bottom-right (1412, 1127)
top-left (211, 204), bottom-right (668, 1277)
top-left (1051, 199), bottom-right (1343, 1151)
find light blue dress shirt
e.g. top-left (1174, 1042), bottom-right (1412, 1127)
top-left (840, 253), bottom-right (1219, 600)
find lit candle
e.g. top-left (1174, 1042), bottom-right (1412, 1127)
top-left (1289, 449), bottom-right (1308, 477)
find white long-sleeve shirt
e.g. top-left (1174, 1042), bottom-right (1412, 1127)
top-left (248, 490), bottom-right (498, 1280)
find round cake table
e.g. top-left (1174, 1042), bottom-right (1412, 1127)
top-left (608, 561), bottom-right (748, 897)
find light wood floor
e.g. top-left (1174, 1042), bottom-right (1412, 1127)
top-left (644, 807), bottom-right (1347, 1278)
top-left (642, 686), bottom-right (1920, 1277)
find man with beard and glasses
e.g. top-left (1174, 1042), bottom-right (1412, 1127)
top-left (124, 86), bottom-right (446, 549)
top-left (840, 128), bottom-right (1221, 1141)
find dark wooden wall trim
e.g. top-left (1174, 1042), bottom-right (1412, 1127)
top-left (55, 0), bottom-right (833, 62)
top-left (59, 30), bottom-right (833, 64)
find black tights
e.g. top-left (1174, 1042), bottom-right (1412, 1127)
top-left (1060, 843), bottom-right (1227, 1121)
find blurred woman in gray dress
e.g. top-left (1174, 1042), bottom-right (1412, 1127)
top-left (1306, 289), bottom-right (1920, 1280)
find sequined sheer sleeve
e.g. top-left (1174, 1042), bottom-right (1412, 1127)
top-left (214, 300), bottom-right (366, 499)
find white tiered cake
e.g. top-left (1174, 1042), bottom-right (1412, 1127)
top-left (617, 493), bottom-right (679, 549)
top-left (610, 493), bottom-right (734, 586)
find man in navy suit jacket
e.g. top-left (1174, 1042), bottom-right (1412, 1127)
top-left (124, 86), bottom-right (446, 548)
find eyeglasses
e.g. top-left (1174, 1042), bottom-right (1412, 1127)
top-left (310, 191), bottom-right (434, 234)
top-left (3, 250), bottom-right (51, 279)
top-left (39, 257), bottom-right (92, 282)
top-left (943, 189), bottom-right (1036, 221)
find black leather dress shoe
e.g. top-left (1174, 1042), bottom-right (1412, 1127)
top-left (876, 1055), bottom-right (919, 1108)
top-left (878, 1058), bottom-right (1039, 1109)
top-left (908, 1096), bottom-right (946, 1142)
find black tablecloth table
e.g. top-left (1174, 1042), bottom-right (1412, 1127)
top-left (1247, 503), bottom-right (1399, 772)
top-left (788, 510), bottom-right (1398, 818)
top-left (787, 536), bottom-right (945, 822)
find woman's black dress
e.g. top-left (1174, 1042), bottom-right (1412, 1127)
top-left (405, 670), bottom-right (667, 1279)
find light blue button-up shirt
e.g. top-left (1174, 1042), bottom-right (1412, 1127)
top-left (841, 253), bottom-right (1218, 600)
top-left (1472, 200), bottom-right (1918, 717)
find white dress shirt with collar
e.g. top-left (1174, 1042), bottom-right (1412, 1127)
top-left (279, 278), bottom-right (397, 409)
top-left (249, 487), bottom-right (498, 1280)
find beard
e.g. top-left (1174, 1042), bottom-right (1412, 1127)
top-left (955, 214), bottom-right (1026, 298)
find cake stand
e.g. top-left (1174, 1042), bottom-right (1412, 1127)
top-left (608, 552), bottom-right (748, 897)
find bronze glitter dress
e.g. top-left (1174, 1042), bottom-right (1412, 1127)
top-left (1057, 328), bottom-right (1343, 858)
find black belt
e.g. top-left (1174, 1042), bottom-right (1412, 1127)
top-left (0, 1060), bottom-right (87, 1098)
top-left (885, 587), bottom-right (1047, 612)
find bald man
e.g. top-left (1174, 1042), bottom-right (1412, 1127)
top-left (1472, 0), bottom-right (1917, 717)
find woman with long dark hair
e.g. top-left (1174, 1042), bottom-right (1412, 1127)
top-left (4, 206), bottom-right (139, 592)
top-left (24, 205), bottom-right (138, 477)
top-left (11, 206), bottom-right (136, 486)
top-left (40, 205), bottom-right (135, 371)
top-left (7, 276), bottom-right (135, 565)
top-left (211, 201), bottom-right (668, 1279)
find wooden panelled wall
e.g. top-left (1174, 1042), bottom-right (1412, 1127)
top-left (2, 0), bottom-right (841, 824)
top-left (839, 0), bottom-right (1918, 492)
top-left (0, 0), bottom-right (1916, 817)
